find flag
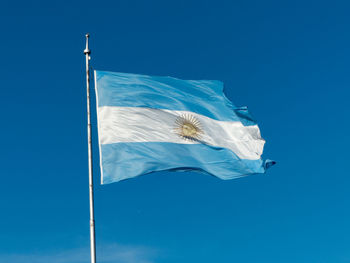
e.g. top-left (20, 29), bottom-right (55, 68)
top-left (94, 70), bottom-right (274, 184)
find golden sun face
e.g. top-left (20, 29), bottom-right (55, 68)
top-left (174, 114), bottom-right (203, 141)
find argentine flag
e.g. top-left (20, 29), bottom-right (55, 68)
top-left (94, 70), bottom-right (274, 184)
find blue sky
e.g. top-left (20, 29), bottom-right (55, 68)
top-left (1, 0), bottom-right (350, 262)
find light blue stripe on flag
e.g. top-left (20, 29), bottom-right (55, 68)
top-left (101, 142), bottom-right (273, 184)
top-left (95, 70), bottom-right (256, 125)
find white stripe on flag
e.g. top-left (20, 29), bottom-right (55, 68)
top-left (97, 106), bottom-right (265, 160)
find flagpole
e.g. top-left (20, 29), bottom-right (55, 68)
top-left (84, 33), bottom-right (97, 263)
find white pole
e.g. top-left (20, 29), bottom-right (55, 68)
top-left (84, 33), bottom-right (96, 263)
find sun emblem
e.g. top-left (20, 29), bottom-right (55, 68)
top-left (174, 114), bottom-right (203, 141)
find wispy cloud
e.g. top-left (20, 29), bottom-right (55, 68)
top-left (0, 243), bottom-right (157, 263)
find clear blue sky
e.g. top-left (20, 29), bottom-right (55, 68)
top-left (1, 0), bottom-right (349, 262)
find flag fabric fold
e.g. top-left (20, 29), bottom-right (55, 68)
top-left (94, 70), bottom-right (274, 184)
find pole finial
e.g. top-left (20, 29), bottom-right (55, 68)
top-left (84, 33), bottom-right (91, 55)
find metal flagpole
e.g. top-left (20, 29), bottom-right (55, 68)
top-left (84, 33), bottom-right (97, 263)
